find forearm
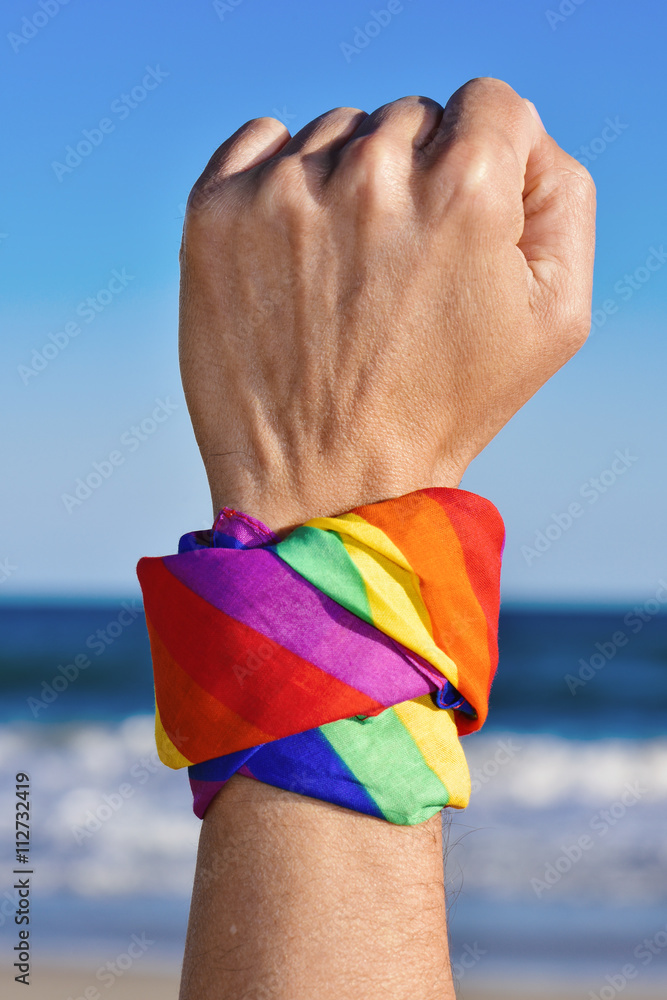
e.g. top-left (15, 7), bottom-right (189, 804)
top-left (179, 774), bottom-right (455, 1000)
top-left (167, 79), bottom-right (595, 1000)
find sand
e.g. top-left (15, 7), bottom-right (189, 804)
top-left (4, 966), bottom-right (665, 999)
top-left (3, 965), bottom-right (179, 999)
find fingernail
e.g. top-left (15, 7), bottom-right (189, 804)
top-left (525, 99), bottom-right (545, 131)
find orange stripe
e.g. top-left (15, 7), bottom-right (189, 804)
top-left (426, 487), bottom-right (503, 706)
top-left (353, 491), bottom-right (492, 729)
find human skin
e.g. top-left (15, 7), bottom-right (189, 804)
top-left (177, 78), bottom-right (595, 998)
top-left (180, 778), bottom-right (451, 1000)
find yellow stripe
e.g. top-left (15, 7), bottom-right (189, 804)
top-left (393, 696), bottom-right (471, 809)
top-left (305, 513), bottom-right (414, 571)
top-left (306, 512), bottom-right (460, 688)
top-left (155, 702), bottom-right (193, 768)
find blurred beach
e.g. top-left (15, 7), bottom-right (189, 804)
top-left (1, 603), bottom-right (666, 996)
top-left (2, 967), bottom-right (665, 1000)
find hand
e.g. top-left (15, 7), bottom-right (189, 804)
top-left (179, 78), bottom-right (595, 534)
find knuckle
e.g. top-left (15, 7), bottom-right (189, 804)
top-left (230, 115), bottom-right (290, 152)
top-left (385, 94), bottom-right (442, 114)
top-left (243, 115), bottom-right (285, 132)
top-left (185, 172), bottom-right (243, 227)
top-left (188, 116), bottom-right (289, 208)
top-left (360, 95), bottom-right (442, 142)
top-left (255, 156), bottom-right (314, 216)
top-left (317, 105), bottom-right (366, 122)
top-left (562, 156), bottom-right (597, 202)
top-left (548, 296), bottom-right (593, 355)
top-left (535, 276), bottom-right (594, 355)
top-left (339, 133), bottom-right (392, 190)
top-left (466, 76), bottom-right (516, 94)
top-left (186, 177), bottom-right (225, 215)
top-left (447, 134), bottom-right (518, 205)
top-left (459, 76), bottom-right (519, 105)
top-left (536, 161), bottom-right (596, 230)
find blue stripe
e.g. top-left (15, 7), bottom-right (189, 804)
top-left (189, 745), bottom-right (260, 781)
top-left (245, 727), bottom-right (385, 819)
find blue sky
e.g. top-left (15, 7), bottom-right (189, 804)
top-left (1, 0), bottom-right (665, 602)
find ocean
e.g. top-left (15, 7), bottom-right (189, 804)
top-left (1, 602), bottom-right (666, 986)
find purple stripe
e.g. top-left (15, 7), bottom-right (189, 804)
top-left (212, 508), bottom-right (280, 547)
top-left (190, 778), bottom-right (226, 819)
top-left (162, 548), bottom-right (436, 706)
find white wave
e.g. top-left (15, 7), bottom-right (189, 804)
top-left (450, 733), bottom-right (667, 905)
top-left (0, 716), bottom-right (200, 899)
top-left (462, 731), bottom-right (667, 807)
top-left (1, 721), bottom-right (665, 906)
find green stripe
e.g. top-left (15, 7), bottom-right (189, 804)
top-left (319, 708), bottom-right (450, 825)
top-left (275, 527), bottom-right (374, 625)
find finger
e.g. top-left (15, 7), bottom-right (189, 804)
top-left (425, 78), bottom-right (537, 238)
top-left (340, 95), bottom-right (444, 156)
top-left (192, 117), bottom-right (291, 192)
top-left (276, 106), bottom-right (368, 159)
top-left (427, 78), bottom-right (596, 337)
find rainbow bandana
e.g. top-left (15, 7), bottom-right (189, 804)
top-left (137, 488), bottom-right (504, 825)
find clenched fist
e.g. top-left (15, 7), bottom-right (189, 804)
top-left (179, 78), bottom-right (595, 535)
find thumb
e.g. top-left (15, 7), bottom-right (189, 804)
top-left (519, 101), bottom-right (597, 342)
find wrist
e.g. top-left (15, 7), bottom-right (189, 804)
top-left (206, 453), bottom-right (464, 536)
top-left (181, 775), bottom-right (456, 1000)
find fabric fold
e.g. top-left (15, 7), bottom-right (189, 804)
top-left (137, 486), bottom-right (504, 824)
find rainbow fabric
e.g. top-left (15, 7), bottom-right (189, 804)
top-left (137, 488), bottom-right (504, 825)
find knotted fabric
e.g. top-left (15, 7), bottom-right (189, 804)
top-left (137, 488), bottom-right (504, 825)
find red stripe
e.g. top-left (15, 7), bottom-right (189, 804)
top-left (138, 557), bottom-right (384, 749)
top-left (424, 487), bottom-right (504, 702)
